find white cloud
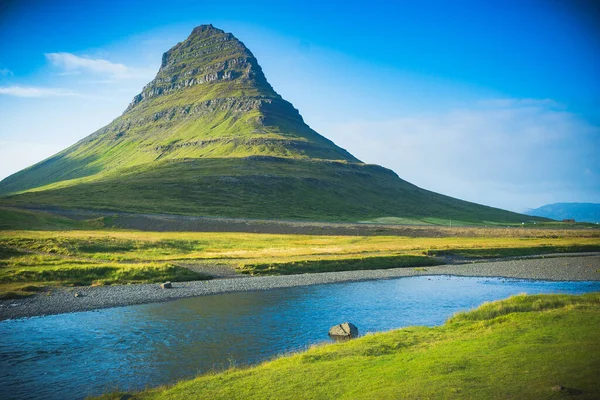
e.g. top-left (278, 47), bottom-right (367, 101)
top-left (0, 68), bottom-right (13, 77)
top-left (0, 85), bottom-right (79, 97)
top-left (45, 52), bottom-right (152, 80)
top-left (324, 99), bottom-right (600, 212)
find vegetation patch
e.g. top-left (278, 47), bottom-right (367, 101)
top-left (237, 255), bottom-right (442, 275)
top-left (429, 244), bottom-right (600, 259)
top-left (0, 243), bottom-right (212, 298)
top-left (0, 263), bottom-right (210, 287)
top-left (0, 207), bottom-right (101, 231)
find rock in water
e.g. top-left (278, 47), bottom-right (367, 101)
top-left (160, 282), bottom-right (173, 289)
top-left (329, 322), bottom-right (358, 338)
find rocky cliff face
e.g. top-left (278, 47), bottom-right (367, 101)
top-left (126, 25), bottom-right (279, 111)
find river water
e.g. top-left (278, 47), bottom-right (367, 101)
top-left (1, 275), bottom-right (598, 399)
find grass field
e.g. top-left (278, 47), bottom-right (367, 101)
top-left (0, 245), bottom-right (210, 300)
top-left (1, 229), bottom-right (598, 298)
top-left (1, 206), bottom-right (596, 234)
top-left (98, 292), bottom-right (600, 399)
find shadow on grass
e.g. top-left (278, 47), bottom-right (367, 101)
top-left (237, 255), bottom-right (442, 275)
top-left (428, 244), bottom-right (600, 259)
top-left (0, 264), bottom-right (212, 298)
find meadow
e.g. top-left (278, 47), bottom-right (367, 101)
top-left (1, 228), bottom-right (598, 299)
top-left (99, 292), bottom-right (600, 399)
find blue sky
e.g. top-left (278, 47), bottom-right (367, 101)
top-left (0, 0), bottom-right (598, 212)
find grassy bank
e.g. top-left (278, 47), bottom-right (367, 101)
top-left (100, 292), bottom-right (600, 399)
top-left (1, 229), bottom-right (598, 298)
top-left (0, 207), bottom-right (92, 230)
top-left (237, 255), bottom-right (443, 275)
top-left (428, 244), bottom-right (600, 259)
top-left (0, 245), bottom-right (210, 299)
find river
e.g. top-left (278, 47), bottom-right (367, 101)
top-left (1, 275), bottom-right (598, 399)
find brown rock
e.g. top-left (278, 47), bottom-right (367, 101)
top-left (329, 322), bottom-right (358, 338)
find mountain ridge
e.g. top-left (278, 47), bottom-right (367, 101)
top-left (0, 25), bottom-right (540, 223)
top-left (526, 203), bottom-right (600, 223)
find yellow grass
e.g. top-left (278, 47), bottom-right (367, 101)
top-left (2, 229), bottom-right (599, 264)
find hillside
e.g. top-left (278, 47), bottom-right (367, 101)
top-left (0, 25), bottom-right (539, 223)
top-left (527, 203), bottom-right (600, 224)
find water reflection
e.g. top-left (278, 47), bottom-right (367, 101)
top-left (0, 276), bottom-right (598, 399)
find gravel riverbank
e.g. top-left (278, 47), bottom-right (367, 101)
top-left (1, 255), bottom-right (599, 321)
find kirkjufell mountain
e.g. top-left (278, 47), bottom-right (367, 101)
top-left (0, 25), bottom-right (533, 222)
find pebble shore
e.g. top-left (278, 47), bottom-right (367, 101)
top-left (1, 255), bottom-right (598, 321)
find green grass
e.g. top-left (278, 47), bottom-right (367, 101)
top-left (2, 230), bottom-right (598, 263)
top-left (0, 207), bottom-right (95, 230)
top-left (1, 229), bottom-right (597, 298)
top-left (0, 259), bottom-right (210, 297)
top-left (428, 244), bottom-right (600, 258)
top-left (98, 292), bottom-right (600, 399)
top-left (0, 239), bottom-right (211, 296)
top-left (0, 263), bottom-right (207, 286)
top-left (237, 255), bottom-right (442, 275)
top-left (0, 157), bottom-right (551, 223)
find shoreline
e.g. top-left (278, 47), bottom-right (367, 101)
top-left (1, 255), bottom-right (599, 321)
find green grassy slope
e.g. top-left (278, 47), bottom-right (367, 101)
top-left (0, 207), bottom-right (88, 230)
top-left (100, 293), bottom-right (600, 400)
top-left (0, 158), bottom-right (536, 222)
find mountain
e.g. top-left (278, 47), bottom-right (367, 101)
top-left (526, 203), bottom-right (600, 223)
top-left (0, 25), bottom-right (538, 223)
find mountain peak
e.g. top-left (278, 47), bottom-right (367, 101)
top-left (127, 25), bottom-right (276, 111)
top-left (190, 24), bottom-right (220, 35)
top-left (112, 26), bottom-right (355, 162)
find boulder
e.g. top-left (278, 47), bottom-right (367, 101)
top-left (329, 322), bottom-right (358, 338)
top-left (160, 282), bottom-right (173, 289)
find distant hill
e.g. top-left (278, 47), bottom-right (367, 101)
top-left (526, 203), bottom-right (600, 223)
top-left (0, 25), bottom-right (541, 224)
